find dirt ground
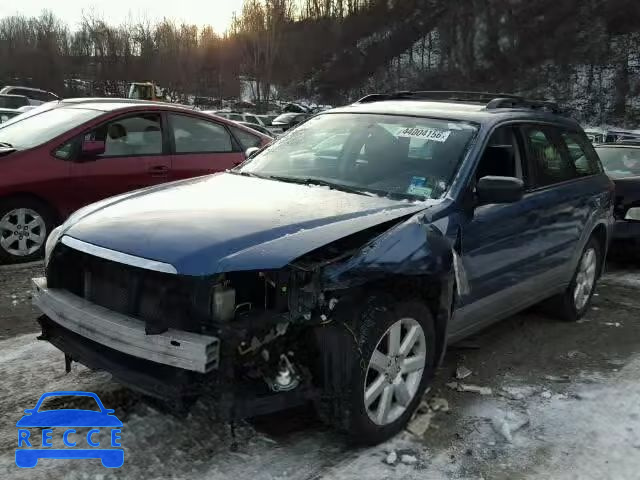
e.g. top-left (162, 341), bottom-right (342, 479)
top-left (1, 260), bottom-right (639, 479)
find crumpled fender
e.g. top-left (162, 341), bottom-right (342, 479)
top-left (321, 211), bottom-right (461, 365)
top-left (323, 212), bottom-right (455, 286)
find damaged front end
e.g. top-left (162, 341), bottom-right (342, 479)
top-left (34, 208), bottom-right (458, 419)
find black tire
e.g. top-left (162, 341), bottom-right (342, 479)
top-left (547, 237), bottom-right (602, 322)
top-left (0, 197), bottom-right (56, 264)
top-left (313, 294), bottom-right (436, 445)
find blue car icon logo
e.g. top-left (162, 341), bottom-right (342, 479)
top-left (16, 391), bottom-right (123, 468)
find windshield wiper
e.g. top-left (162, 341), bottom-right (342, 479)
top-left (227, 170), bottom-right (271, 179)
top-left (0, 142), bottom-right (13, 148)
top-left (267, 175), bottom-right (375, 197)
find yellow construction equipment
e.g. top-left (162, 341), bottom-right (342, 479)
top-left (127, 82), bottom-right (164, 101)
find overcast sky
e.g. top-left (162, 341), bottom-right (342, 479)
top-left (0, 0), bottom-right (245, 33)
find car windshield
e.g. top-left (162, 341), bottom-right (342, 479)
top-left (37, 395), bottom-right (101, 412)
top-left (239, 113), bottom-right (477, 200)
top-left (0, 106), bottom-right (102, 150)
top-left (596, 147), bottom-right (640, 178)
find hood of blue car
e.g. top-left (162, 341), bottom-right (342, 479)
top-left (16, 410), bottom-right (123, 428)
top-left (63, 173), bottom-right (433, 276)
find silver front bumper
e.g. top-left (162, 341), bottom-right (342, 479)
top-left (32, 277), bottom-right (219, 373)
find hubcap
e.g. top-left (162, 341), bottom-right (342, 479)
top-left (574, 247), bottom-right (597, 310)
top-left (0, 208), bottom-right (46, 257)
top-left (364, 317), bottom-right (427, 426)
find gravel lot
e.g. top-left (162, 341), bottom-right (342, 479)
top-left (1, 260), bottom-right (639, 479)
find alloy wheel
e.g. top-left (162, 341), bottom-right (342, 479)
top-left (574, 247), bottom-right (597, 311)
top-left (364, 317), bottom-right (427, 426)
top-left (0, 208), bottom-right (47, 257)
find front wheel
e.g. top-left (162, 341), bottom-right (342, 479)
top-left (0, 198), bottom-right (55, 264)
top-left (316, 297), bottom-right (436, 445)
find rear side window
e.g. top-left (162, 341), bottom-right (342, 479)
top-left (170, 114), bottom-right (233, 153)
top-left (522, 127), bottom-right (576, 186)
top-left (229, 114), bottom-right (243, 121)
top-left (244, 115), bottom-right (260, 125)
top-left (559, 132), bottom-right (602, 176)
top-left (230, 126), bottom-right (262, 150)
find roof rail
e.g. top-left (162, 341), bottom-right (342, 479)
top-left (355, 90), bottom-right (562, 114)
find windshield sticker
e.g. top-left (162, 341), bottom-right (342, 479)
top-left (397, 127), bottom-right (452, 143)
top-left (407, 176), bottom-right (432, 197)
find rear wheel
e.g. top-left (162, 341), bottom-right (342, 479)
top-left (315, 296), bottom-right (436, 445)
top-left (548, 237), bottom-right (602, 322)
top-left (0, 198), bottom-right (55, 264)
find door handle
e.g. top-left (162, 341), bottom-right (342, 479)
top-left (148, 165), bottom-right (169, 177)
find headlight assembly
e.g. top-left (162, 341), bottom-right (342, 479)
top-left (625, 207), bottom-right (640, 221)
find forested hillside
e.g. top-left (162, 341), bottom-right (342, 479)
top-left (0, 0), bottom-right (638, 125)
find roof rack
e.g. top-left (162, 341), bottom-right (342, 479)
top-left (355, 90), bottom-right (562, 114)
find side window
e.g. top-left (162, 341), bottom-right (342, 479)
top-left (522, 126), bottom-right (575, 186)
top-left (560, 132), bottom-right (602, 176)
top-left (13, 88), bottom-right (30, 98)
top-left (86, 113), bottom-right (163, 157)
top-left (230, 126), bottom-right (262, 150)
top-left (170, 114), bottom-right (233, 153)
top-left (228, 114), bottom-right (243, 122)
top-left (475, 125), bottom-right (526, 183)
top-left (244, 115), bottom-right (259, 125)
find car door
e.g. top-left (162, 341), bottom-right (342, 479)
top-left (523, 126), bottom-right (610, 282)
top-left (522, 124), bottom-right (588, 287)
top-left (452, 124), bottom-right (544, 335)
top-left (168, 113), bottom-right (245, 180)
top-left (69, 112), bottom-right (171, 207)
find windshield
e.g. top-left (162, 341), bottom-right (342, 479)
top-left (37, 395), bottom-right (101, 412)
top-left (0, 106), bottom-right (102, 150)
top-left (239, 113), bottom-right (477, 200)
top-left (596, 147), bottom-right (640, 178)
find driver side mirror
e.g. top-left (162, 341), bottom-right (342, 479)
top-left (477, 176), bottom-right (524, 205)
top-left (80, 139), bottom-right (105, 159)
top-left (245, 147), bottom-right (260, 159)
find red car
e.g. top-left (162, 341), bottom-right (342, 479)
top-left (0, 99), bottom-right (271, 263)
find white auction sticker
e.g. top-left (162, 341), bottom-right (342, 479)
top-left (396, 127), bottom-right (452, 142)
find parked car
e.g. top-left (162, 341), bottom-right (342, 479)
top-left (236, 120), bottom-right (276, 138)
top-left (0, 94), bottom-right (30, 109)
top-left (0, 108), bottom-right (21, 124)
top-left (214, 111), bottom-right (264, 126)
top-left (272, 112), bottom-right (309, 131)
top-left (0, 86), bottom-right (60, 106)
top-left (584, 126), bottom-right (640, 144)
top-left (0, 98), bottom-right (271, 263)
top-left (209, 111), bottom-right (283, 136)
top-left (33, 91), bottom-right (612, 445)
top-left (214, 111), bottom-right (246, 122)
top-left (595, 143), bottom-right (640, 256)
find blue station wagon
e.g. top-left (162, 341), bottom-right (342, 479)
top-left (33, 91), bottom-right (614, 444)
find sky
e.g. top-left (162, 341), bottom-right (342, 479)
top-left (0, 0), bottom-right (245, 34)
